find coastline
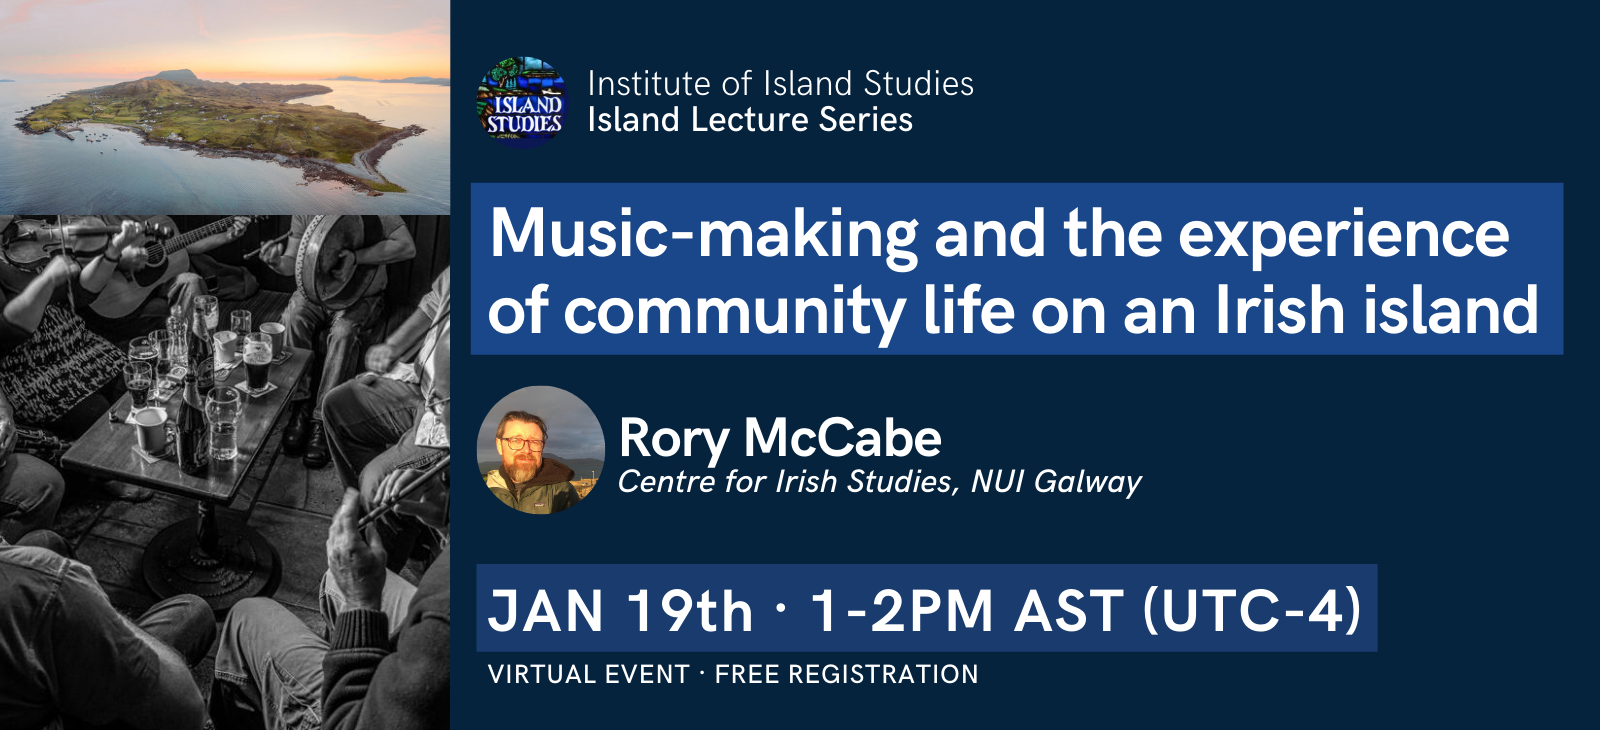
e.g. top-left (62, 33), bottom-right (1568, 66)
top-left (12, 112), bottom-right (423, 195)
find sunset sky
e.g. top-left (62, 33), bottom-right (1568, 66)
top-left (0, 0), bottom-right (448, 81)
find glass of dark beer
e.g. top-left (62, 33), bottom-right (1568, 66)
top-left (243, 332), bottom-right (273, 390)
top-left (124, 360), bottom-right (153, 408)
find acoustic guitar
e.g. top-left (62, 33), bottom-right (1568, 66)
top-left (90, 216), bottom-right (266, 319)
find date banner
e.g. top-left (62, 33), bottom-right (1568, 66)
top-left (477, 564), bottom-right (1377, 652)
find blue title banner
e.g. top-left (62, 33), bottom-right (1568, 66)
top-left (470, 182), bottom-right (1561, 355)
top-left (476, 564), bottom-right (1377, 652)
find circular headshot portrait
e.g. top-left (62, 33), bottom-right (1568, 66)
top-left (478, 386), bottom-right (603, 514)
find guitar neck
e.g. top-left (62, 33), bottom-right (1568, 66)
top-left (156, 217), bottom-right (246, 255)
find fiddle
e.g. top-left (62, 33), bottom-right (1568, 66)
top-left (1, 218), bottom-right (174, 273)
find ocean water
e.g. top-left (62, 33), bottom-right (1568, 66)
top-left (0, 79), bottom-right (448, 214)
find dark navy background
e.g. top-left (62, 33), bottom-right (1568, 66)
top-left (448, 2), bottom-right (1590, 726)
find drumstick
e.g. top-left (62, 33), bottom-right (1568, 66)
top-left (357, 456), bottom-right (451, 530)
top-left (242, 232), bottom-right (292, 260)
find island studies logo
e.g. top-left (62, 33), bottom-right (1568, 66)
top-left (479, 57), bottom-right (565, 148)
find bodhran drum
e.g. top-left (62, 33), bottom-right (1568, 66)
top-left (293, 215), bottom-right (379, 311)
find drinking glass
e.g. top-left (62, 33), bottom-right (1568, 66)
top-left (242, 332), bottom-right (273, 390)
top-left (124, 361), bottom-right (153, 409)
top-left (195, 295), bottom-right (220, 331)
top-left (149, 330), bottom-right (172, 378)
top-left (206, 385), bottom-right (241, 460)
top-left (129, 336), bottom-right (157, 365)
top-left (231, 310), bottom-right (252, 338)
top-left (166, 322), bottom-right (187, 363)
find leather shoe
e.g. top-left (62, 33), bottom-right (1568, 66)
top-left (303, 421), bottom-right (331, 469)
top-left (282, 402), bottom-right (311, 455)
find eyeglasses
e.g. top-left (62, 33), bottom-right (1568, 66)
top-left (499, 437), bottom-right (544, 451)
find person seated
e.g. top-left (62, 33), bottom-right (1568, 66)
top-left (211, 393), bottom-right (451, 730)
top-left (66, 214), bottom-right (252, 346)
top-left (257, 215), bottom-right (416, 469)
top-left (0, 217), bottom-right (152, 500)
top-left (0, 385), bottom-right (64, 543)
top-left (321, 267), bottom-right (448, 572)
top-left (0, 529), bottom-right (216, 730)
top-left (483, 411), bottom-right (582, 514)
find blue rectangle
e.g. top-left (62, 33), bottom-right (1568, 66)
top-left (476, 564), bottom-right (1377, 652)
top-left (470, 183), bottom-right (1561, 354)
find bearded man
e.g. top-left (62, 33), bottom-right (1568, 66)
top-left (482, 411), bottom-right (580, 514)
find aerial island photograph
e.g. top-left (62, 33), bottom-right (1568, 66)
top-left (0, 0), bottom-right (449, 213)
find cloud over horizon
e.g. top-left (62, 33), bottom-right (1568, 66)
top-left (0, 0), bottom-right (448, 81)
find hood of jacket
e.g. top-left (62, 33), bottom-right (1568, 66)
top-left (485, 458), bottom-right (575, 490)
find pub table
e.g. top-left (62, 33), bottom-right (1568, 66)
top-left (63, 348), bottom-right (311, 612)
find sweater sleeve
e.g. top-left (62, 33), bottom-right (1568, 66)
top-left (322, 560), bottom-right (451, 730)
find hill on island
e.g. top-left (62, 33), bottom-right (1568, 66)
top-left (150, 68), bottom-right (203, 85)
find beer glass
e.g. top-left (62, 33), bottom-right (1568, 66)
top-left (165, 312), bottom-right (187, 364)
top-left (231, 310), bottom-right (252, 339)
top-left (194, 295), bottom-right (220, 332)
top-left (129, 336), bottom-right (157, 367)
top-left (206, 386), bottom-right (241, 460)
top-left (243, 332), bottom-right (272, 390)
top-left (124, 361), bottom-right (153, 409)
top-left (149, 330), bottom-right (172, 378)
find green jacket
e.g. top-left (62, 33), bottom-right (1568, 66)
top-left (485, 459), bottom-right (580, 514)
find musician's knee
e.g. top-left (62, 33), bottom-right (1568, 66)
top-left (280, 293), bottom-right (317, 340)
top-left (321, 381), bottom-right (359, 426)
top-left (327, 316), bottom-right (358, 342)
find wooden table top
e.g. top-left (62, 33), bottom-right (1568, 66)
top-left (63, 347), bottom-right (311, 504)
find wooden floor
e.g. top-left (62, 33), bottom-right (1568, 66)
top-left (52, 414), bottom-right (346, 697)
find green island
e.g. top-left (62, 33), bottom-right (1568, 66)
top-left (15, 69), bottom-right (423, 194)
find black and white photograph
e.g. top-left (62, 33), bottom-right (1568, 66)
top-left (0, 213), bottom-right (450, 729)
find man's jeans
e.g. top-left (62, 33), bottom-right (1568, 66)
top-left (210, 571), bottom-right (416, 730)
top-left (132, 594), bottom-right (217, 668)
top-left (322, 374), bottom-right (446, 572)
top-left (281, 292), bottom-right (383, 422)
top-left (0, 454), bottom-right (64, 544)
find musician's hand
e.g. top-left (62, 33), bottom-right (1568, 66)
top-left (332, 250), bottom-right (357, 281)
top-left (365, 342), bottom-right (398, 374)
top-left (392, 466), bottom-right (449, 530)
top-left (111, 220), bottom-right (148, 272)
top-left (259, 239), bottom-right (293, 275)
top-left (327, 489), bottom-right (386, 613)
top-left (373, 467), bottom-right (423, 509)
top-left (223, 217), bottom-right (249, 243)
top-left (41, 255), bottom-right (81, 288)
